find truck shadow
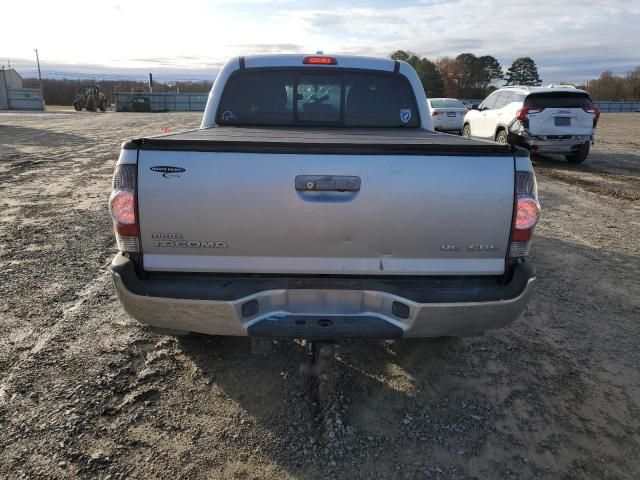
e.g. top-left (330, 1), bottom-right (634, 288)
top-left (178, 334), bottom-right (473, 478)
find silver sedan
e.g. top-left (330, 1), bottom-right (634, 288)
top-left (428, 98), bottom-right (468, 134)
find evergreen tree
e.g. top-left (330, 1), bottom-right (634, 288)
top-left (390, 50), bottom-right (412, 63)
top-left (390, 51), bottom-right (445, 97)
top-left (413, 58), bottom-right (445, 97)
top-left (478, 55), bottom-right (503, 92)
top-left (454, 53), bottom-right (502, 97)
top-left (505, 57), bottom-right (542, 86)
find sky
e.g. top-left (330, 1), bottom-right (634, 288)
top-left (2, 0), bottom-right (639, 83)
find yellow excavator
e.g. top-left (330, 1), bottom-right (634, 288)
top-left (73, 85), bottom-right (108, 112)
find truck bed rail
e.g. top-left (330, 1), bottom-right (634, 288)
top-left (123, 126), bottom-right (517, 156)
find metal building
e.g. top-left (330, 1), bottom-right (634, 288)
top-left (0, 68), bottom-right (44, 110)
top-left (115, 92), bottom-right (208, 112)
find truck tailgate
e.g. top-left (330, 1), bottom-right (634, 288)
top-left (135, 128), bottom-right (515, 276)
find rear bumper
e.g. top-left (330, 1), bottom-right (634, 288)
top-left (509, 131), bottom-right (592, 154)
top-left (110, 254), bottom-right (536, 338)
top-left (433, 120), bottom-right (464, 132)
top-left (434, 127), bottom-right (463, 133)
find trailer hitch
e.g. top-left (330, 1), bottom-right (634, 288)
top-left (251, 338), bottom-right (346, 400)
top-left (299, 341), bottom-right (338, 399)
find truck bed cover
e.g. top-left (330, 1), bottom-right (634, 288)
top-left (123, 127), bottom-right (517, 156)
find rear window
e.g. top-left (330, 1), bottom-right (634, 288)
top-left (430, 99), bottom-right (465, 109)
top-left (217, 68), bottom-right (419, 128)
top-left (525, 92), bottom-right (593, 108)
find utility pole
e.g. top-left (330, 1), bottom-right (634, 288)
top-left (34, 49), bottom-right (44, 109)
top-left (34, 48), bottom-right (43, 89)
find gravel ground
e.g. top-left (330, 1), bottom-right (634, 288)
top-left (0, 111), bottom-right (639, 480)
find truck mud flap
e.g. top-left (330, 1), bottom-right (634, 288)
top-left (247, 315), bottom-right (403, 339)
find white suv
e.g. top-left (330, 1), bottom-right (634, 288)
top-left (462, 86), bottom-right (600, 163)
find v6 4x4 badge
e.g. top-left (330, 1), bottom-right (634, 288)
top-left (150, 166), bottom-right (185, 178)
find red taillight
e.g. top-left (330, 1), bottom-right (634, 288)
top-left (515, 197), bottom-right (540, 230)
top-left (110, 190), bottom-right (136, 225)
top-left (511, 228), bottom-right (532, 242)
top-left (583, 105), bottom-right (600, 126)
top-left (115, 222), bottom-right (139, 236)
top-left (432, 111), bottom-right (442, 116)
top-left (516, 106), bottom-right (544, 122)
top-left (303, 56), bottom-right (337, 65)
top-left (110, 164), bottom-right (140, 252)
top-left (509, 171), bottom-right (540, 258)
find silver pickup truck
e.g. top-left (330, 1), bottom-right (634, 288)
top-left (108, 54), bottom-right (539, 339)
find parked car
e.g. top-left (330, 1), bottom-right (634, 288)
top-left (427, 98), bottom-right (468, 134)
top-left (463, 85), bottom-right (600, 163)
top-left (109, 54), bottom-right (538, 341)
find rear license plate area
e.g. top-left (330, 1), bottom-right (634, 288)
top-left (247, 315), bottom-right (403, 339)
top-left (554, 117), bottom-right (571, 126)
top-left (447, 112), bottom-right (457, 117)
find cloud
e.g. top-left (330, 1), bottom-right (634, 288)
top-left (8, 57), bottom-right (219, 82)
top-left (227, 43), bottom-right (306, 54)
top-left (124, 56), bottom-right (222, 68)
top-left (274, 0), bottom-right (640, 81)
top-left (3, 0), bottom-right (638, 83)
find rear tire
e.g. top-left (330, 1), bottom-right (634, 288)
top-left (495, 129), bottom-right (508, 144)
top-left (462, 124), bottom-right (471, 138)
top-left (566, 144), bottom-right (590, 163)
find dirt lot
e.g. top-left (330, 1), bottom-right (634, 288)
top-left (1, 112), bottom-right (639, 480)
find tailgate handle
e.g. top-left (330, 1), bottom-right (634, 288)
top-left (295, 175), bottom-right (361, 192)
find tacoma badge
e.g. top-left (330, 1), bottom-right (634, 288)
top-left (154, 240), bottom-right (228, 248)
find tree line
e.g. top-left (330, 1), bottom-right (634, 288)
top-left (585, 67), bottom-right (640, 101)
top-left (391, 51), bottom-right (541, 98)
top-left (392, 50), bottom-right (640, 102)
